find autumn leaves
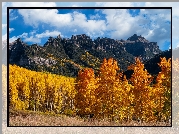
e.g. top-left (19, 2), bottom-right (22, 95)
top-left (75, 57), bottom-right (171, 122)
top-left (9, 57), bottom-right (171, 123)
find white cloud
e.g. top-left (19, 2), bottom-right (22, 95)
top-left (70, 11), bottom-right (106, 37)
top-left (19, 33), bottom-right (28, 38)
top-left (143, 2), bottom-right (178, 49)
top-left (9, 36), bottom-right (18, 43)
top-left (10, 16), bottom-right (18, 21)
top-left (96, 8), bottom-right (171, 50)
top-left (24, 36), bottom-right (41, 43)
top-left (139, 8), bottom-right (171, 21)
top-left (9, 32), bottom-right (41, 44)
top-left (18, 9), bottom-right (72, 28)
top-left (99, 9), bottom-right (140, 40)
top-left (90, 14), bottom-right (100, 20)
top-left (3, 2), bottom-right (175, 50)
top-left (9, 30), bottom-right (63, 44)
top-left (103, 9), bottom-right (134, 36)
top-left (73, 29), bottom-right (77, 32)
top-left (9, 28), bottom-right (15, 33)
top-left (35, 30), bottom-right (62, 38)
top-left (16, 9), bottom-right (106, 38)
top-left (93, 2), bottom-right (174, 50)
top-left (11, 7), bottom-right (171, 50)
top-left (30, 30), bottom-right (37, 36)
top-left (2, 2), bottom-right (56, 23)
top-left (9, 32), bottom-right (28, 43)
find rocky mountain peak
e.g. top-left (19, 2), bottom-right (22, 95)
top-left (127, 34), bottom-right (149, 43)
top-left (9, 38), bottom-right (29, 66)
top-left (9, 38), bottom-right (26, 50)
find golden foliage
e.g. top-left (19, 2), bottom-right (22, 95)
top-left (9, 64), bottom-right (76, 113)
top-left (9, 56), bottom-right (172, 123)
top-left (74, 68), bottom-right (97, 116)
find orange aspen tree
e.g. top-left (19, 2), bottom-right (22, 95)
top-left (74, 68), bottom-right (97, 117)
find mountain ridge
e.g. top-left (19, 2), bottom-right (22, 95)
top-left (8, 33), bottom-right (167, 77)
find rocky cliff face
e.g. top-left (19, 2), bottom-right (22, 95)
top-left (9, 38), bottom-right (29, 65)
top-left (124, 34), bottom-right (161, 61)
top-left (59, 33), bottom-right (161, 61)
top-left (8, 34), bottom-right (163, 77)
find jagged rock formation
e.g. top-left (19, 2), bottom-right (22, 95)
top-left (124, 34), bottom-right (161, 61)
top-left (9, 38), bottom-right (28, 65)
top-left (8, 34), bottom-right (165, 77)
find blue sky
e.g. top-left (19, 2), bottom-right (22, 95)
top-left (2, 2), bottom-right (177, 51)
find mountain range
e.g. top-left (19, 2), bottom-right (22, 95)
top-left (7, 33), bottom-right (172, 77)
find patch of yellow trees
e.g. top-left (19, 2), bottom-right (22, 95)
top-left (9, 57), bottom-right (172, 122)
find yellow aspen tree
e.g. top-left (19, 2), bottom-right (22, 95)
top-left (119, 75), bottom-right (134, 122)
top-left (95, 58), bottom-right (122, 121)
top-left (9, 64), bottom-right (75, 114)
top-left (127, 57), bottom-right (153, 122)
top-left (153, 57), bottom-right (171, 122)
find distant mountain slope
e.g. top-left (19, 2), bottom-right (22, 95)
top-left (123, 49), bottom-right (171, 80)
top-left (144, 49), bottom-right (172, 75)
top-left (8, 34), bottom-right (164, 77)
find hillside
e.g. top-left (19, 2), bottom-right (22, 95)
top-left (144, 49), bottom-right (172, 75)
top-left (8, 34), bottom-right (164, 77)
